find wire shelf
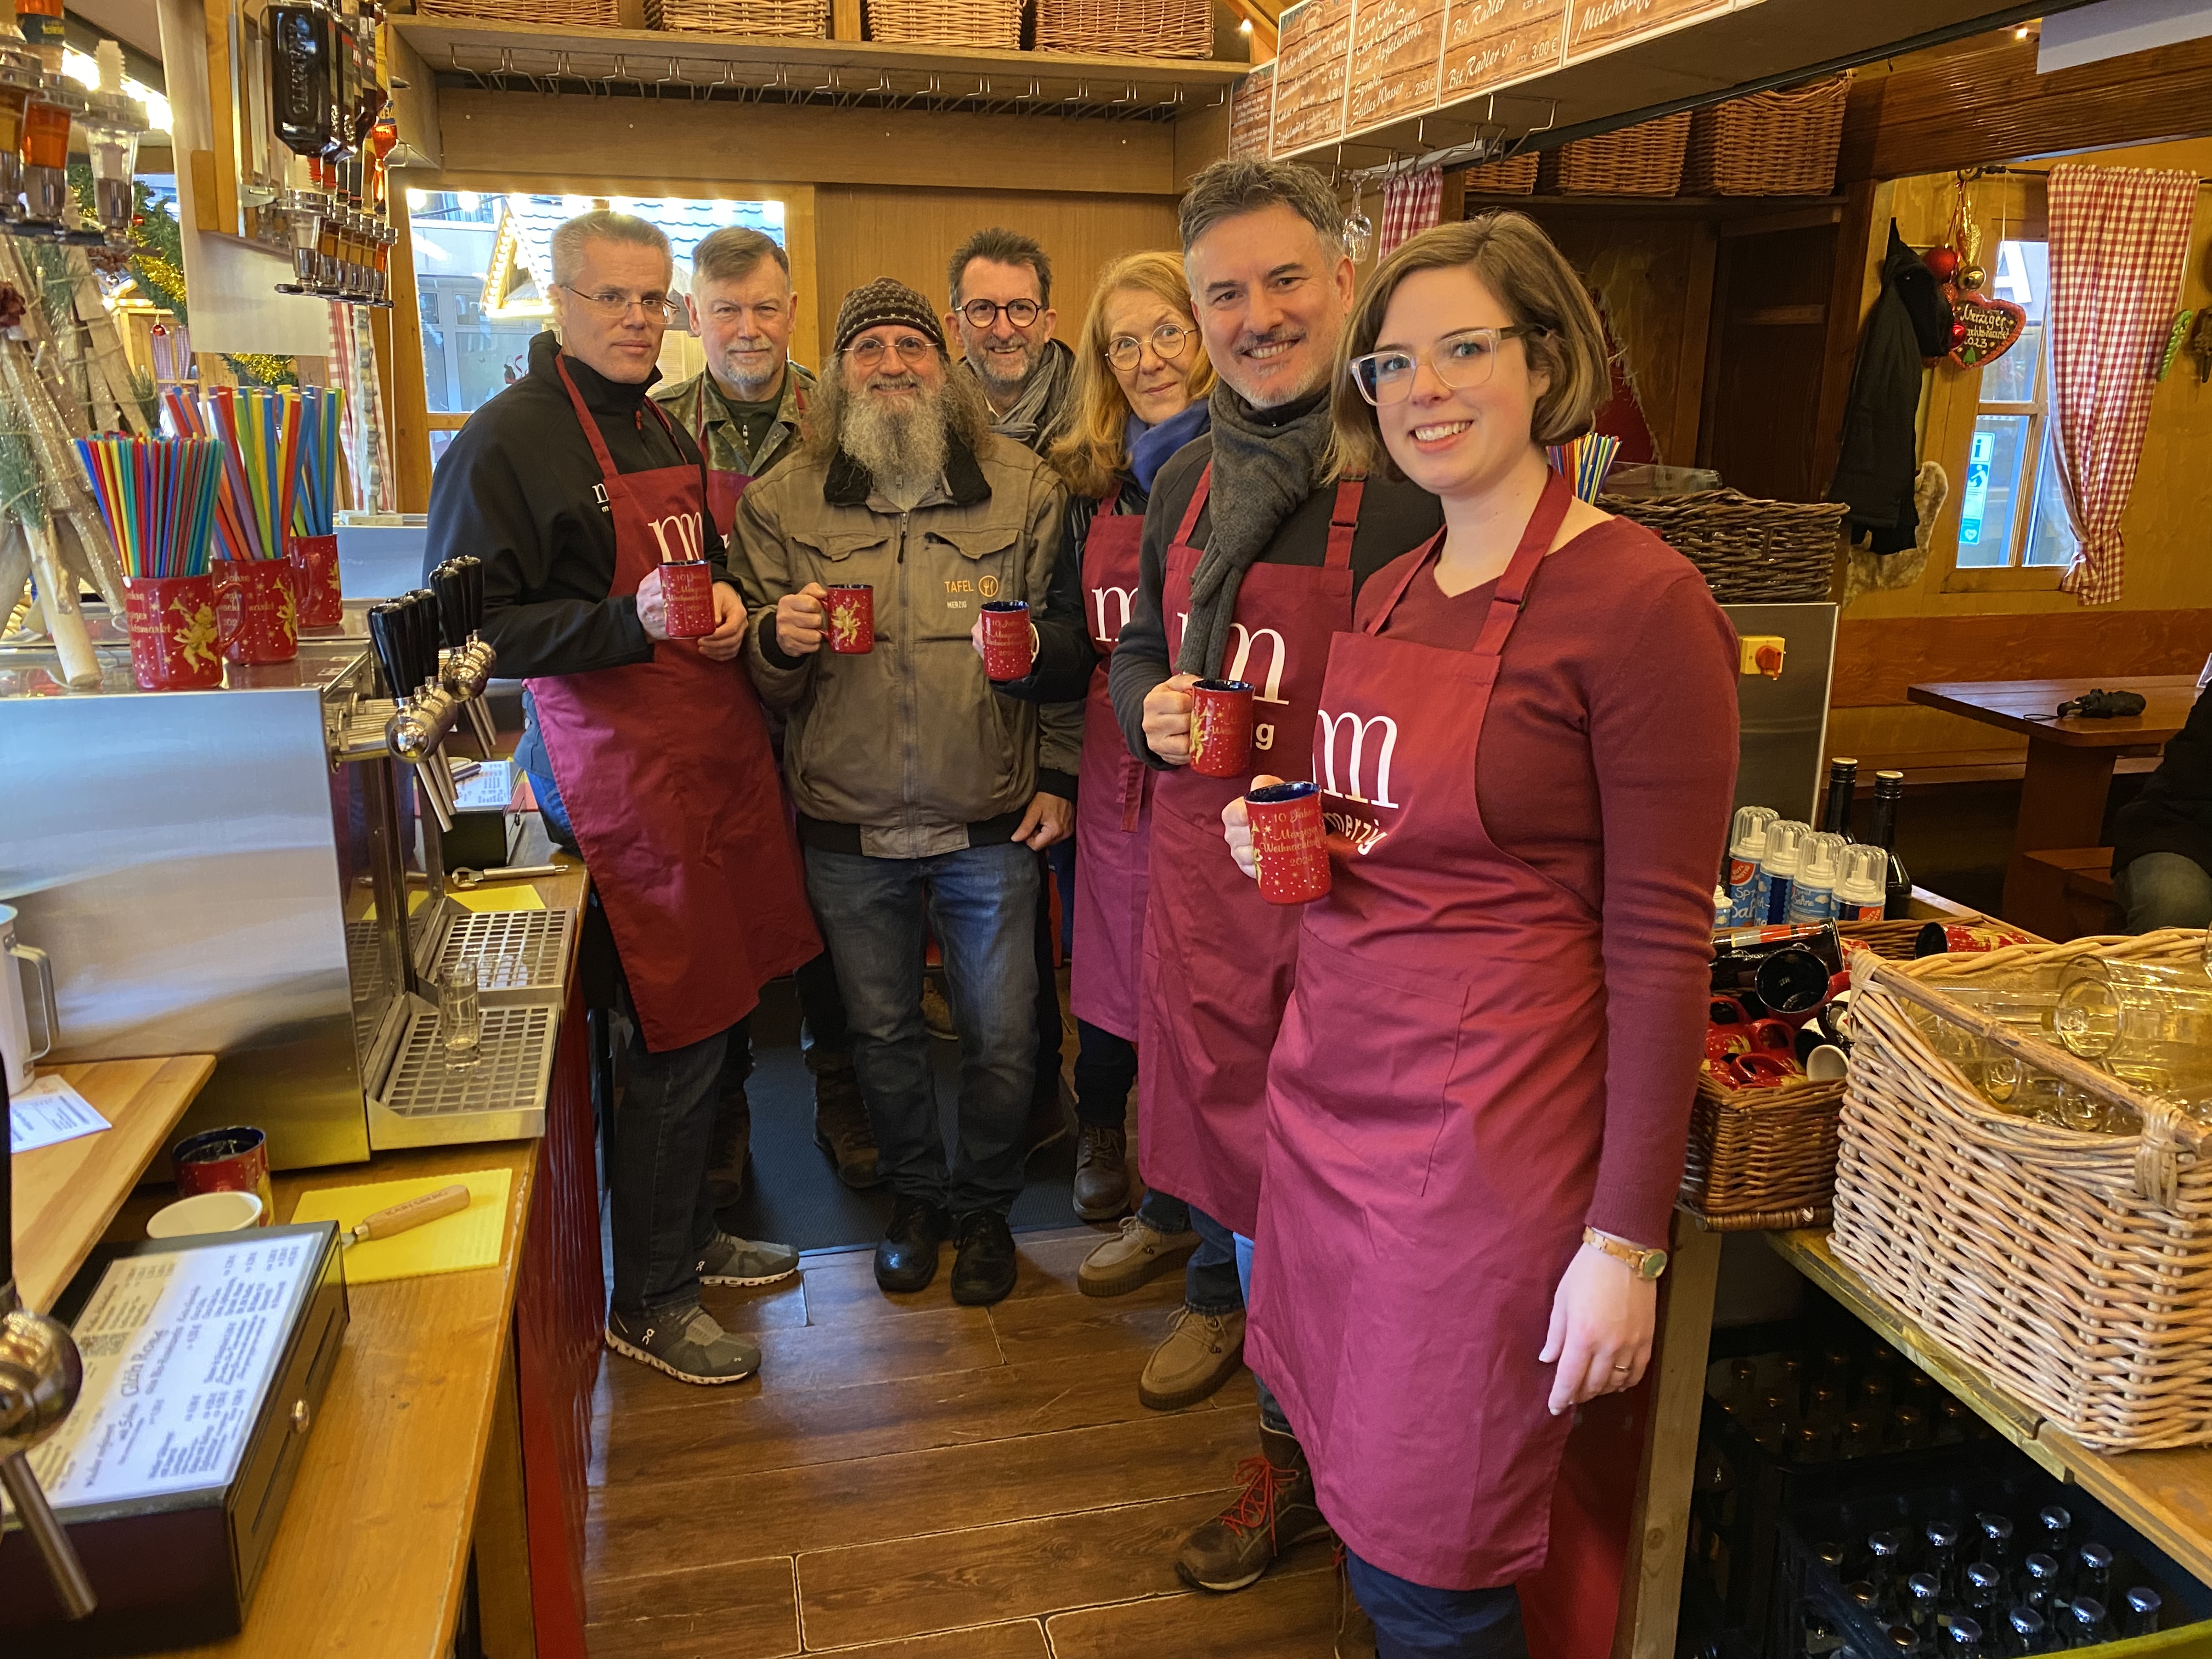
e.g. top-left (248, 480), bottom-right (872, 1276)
top-left (432, 908), bottom-right (574, 1004)
top-left (380, 1001), bottom-right (557, 1123)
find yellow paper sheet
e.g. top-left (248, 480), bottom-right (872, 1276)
top-left (289, 1167), bottom-right (514, 1284)
top-left (453, 885), bottom-right (545, 912)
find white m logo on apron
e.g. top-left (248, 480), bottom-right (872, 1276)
top-left (1091, 585), bottom-right (1135, 645)
top-left (1317, 710), bottom-right (1401, 809)
top-left (1173, 613), bottom-right (1291, 706)
top-left (647, 510), bottom-right (704, 564)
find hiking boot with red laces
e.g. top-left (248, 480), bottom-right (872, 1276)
top-left (1175, 1421), bottom-right (1331, 1593)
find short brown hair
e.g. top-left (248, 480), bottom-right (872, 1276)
top-left (1178, 158), bottom-right (1341, 256)
top-left (692, 226), bottom-right (788, 287)
top-left (949, 228), bottom-right (1052, 308)
top-left (1328, 213), bottom-right (1610, 481)
top-left (1050, 251), bottom-right (1216, 499)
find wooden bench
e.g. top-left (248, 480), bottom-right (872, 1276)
top-left (2021, 846), bottom-right (2120, 939)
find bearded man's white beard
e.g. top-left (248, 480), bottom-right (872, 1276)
top-left (843, 376), bottom-right (950, 505)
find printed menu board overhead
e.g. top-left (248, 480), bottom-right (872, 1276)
top-left (1566, 0), bottom-right (1728, 60)
top-left (1345, 0), bottom-right (1448, 134)
top-left (1439, 0), bottom-right (1566, 100)
top-left (1269, 0), bottom-right (1357, 154)
top-left (1228, 62), bottom-right (1277, 159)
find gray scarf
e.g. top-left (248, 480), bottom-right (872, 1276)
top-left (1175, 383), bottom-right (1334, 679)
top-left (987, 338), bottom-right (1077, 454)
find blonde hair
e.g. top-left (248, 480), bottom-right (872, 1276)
top-left (1328, 213), bottom-right (1609, 482)
top-left (1051, 251), bottom-right (1217, 500)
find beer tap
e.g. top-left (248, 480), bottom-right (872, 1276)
top-left (367, 596), bottom-right (458, 832)
top-left (0, 1076), bottom-right (98, 1623)
top-left (430, 557), bottom-right (499, 754)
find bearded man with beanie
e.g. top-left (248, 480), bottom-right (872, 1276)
top-left (1108, 160), bottom-right (1444, 1592)
top-left (734, 278), bottom-right (1080, 1307)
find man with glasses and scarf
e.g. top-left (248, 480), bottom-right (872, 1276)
top-left (733, 278), bottom-right (1081, 1307)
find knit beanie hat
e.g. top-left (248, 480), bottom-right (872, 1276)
top-left (833, 278), bottom-right (946, 355)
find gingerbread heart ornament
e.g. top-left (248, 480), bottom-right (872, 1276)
top-left (1945, 285), bottom-right (2027, 370)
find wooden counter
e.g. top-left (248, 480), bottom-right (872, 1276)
top-left (12, 1055), bottom-right (216, 1312)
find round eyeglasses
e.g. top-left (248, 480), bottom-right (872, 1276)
top-left (1106, 323), bottom-right (1197, 371)
top-left (558, 284), bottom-right (683, 324)
top-left (958, 297), bottom-right (1042, 329)
top-left (847, 335), bottom-right (939, 369)
top-left (1347, 325), bottom-right (1549, 406)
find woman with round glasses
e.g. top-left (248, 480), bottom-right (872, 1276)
top-left (1220, 214), bottom-right (1739, 1656)
top-left (998, 252), bottom-right (1214, 1242)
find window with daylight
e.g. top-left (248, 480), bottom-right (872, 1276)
top-left (1954, 239), bottom-right (2080, 572)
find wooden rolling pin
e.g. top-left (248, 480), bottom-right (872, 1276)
top-left (339, 1183), bottom-right (472, 1248)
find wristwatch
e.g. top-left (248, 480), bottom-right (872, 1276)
top-left (1583, 1226), bottom-right (1668, 1280)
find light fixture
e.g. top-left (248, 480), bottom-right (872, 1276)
top-left (2014, 24), bottom-right (2030, 37)
top-left (1238, 16), bottom-right (1253, 30)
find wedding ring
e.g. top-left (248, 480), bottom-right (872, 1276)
top-left (1611, 1364), bottom-right (1630, 1372)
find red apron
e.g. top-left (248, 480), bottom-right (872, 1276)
top-left (1136, 465), bottom-right (1362, 1237)
top-left (1070, 490), bottom-right (1153, 1041)
top-left (1248, 470), bottom-right (1607, 1590)
top-left (528, 356), bottom-right (819, 1053)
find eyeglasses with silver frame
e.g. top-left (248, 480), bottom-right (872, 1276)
top-left (847, 334), bottom-right (940, 369)
top-left (1348, 324), bottom-right (1550, 407)
top-left (559, 283), bottom-right (684, 324)
top-left (1105, 323), bottom-right (1197, 371)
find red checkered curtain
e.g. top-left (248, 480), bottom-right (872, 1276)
top-left (2046, 165), bottom-right (2196, 606)
top-left (1378, 168), bottom-right (1444, 260)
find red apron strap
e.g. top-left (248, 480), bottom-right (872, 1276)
top-left (1323, 476), bottom-right (1365, 571)
top-left (1173, 463), bottom-right (1211, 545)
top-left (1362, 527), bottom-right (1446, 637)
top-left (1099, 489), bottom-right (1122, 519)
top-left (1473, 469), bottom-right (1573, 658)
top-left (553, 353), bottom-right (622, 494)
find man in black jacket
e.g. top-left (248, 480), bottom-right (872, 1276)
top-left (2114, 669), bottom-right (2212, 930)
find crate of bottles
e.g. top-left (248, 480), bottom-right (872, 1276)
top-left (1832, 929), bottom-right (2212, 1452)
top-left (1776, 1461), bottom-right (2212, 1659)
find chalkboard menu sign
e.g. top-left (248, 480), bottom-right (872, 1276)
top-left (1566, 0), bottom-right (1725, 59)
top-left (1439, 0), bottom-right (1566, 100)
top-left (1345, 0), bottom-right (1447, 134)
top-left (1228, 61), bottom-right (1276, 159)
top-left (1270, 0), bottom-right (1356, 153)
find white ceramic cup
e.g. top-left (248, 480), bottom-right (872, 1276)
top-left (1805, 1044), bottom-right (1850, 1082)
top-left (0, 903), bottom-right (58, 1095)
top-left (146, 1189), bottom-right (265, 1238)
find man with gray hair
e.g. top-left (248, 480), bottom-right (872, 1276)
top-left (733, 276), bottom-right (1079, 1308)
top-left (426, 207), bottom-right (819, 1387)
top-left (1102, 159), bottom-right (1444, 1597)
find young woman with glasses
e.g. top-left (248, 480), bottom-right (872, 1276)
top-left (1219, 214), bottom-right (1740, 1657)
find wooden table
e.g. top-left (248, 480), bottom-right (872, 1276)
top-left (10, 1055), bottom-right (216, 1312)
top-left (1906, 675), bottom-right (2198, 938)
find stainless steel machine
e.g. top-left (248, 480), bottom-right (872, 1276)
top-left (1721, 601), bottom-right (1839, 826)
top-left (0, 582), bottom-right (567, 1170)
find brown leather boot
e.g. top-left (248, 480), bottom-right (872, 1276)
top-left (812, 1067), bottom-right (884, 1191)
top-left (1071, 1123), bottom-right (1131, 1221)
top-left (1175, 1422), bottom-right (1330, 1593)
top-left (704, 1083), bottom-right (751, 1209)
top-left (1336, 1549), bottom-right (1379, 1659)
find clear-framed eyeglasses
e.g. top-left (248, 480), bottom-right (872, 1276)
top-left (1106, 323), bottom-right (1197, 371)
top-left (559, 284), bottom-right (684, 324)
top-left (1347, 325), bottom-right (1550, 406)
top-left (958, 296), bottom-right (1042, 329)
top-left (847, 334), bottom-right (939, 370)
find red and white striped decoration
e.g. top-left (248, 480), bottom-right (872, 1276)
top-left (2046, 164), bottom-right (2197, 607)
top-left (1378, 167), bottom-right (1445, 261)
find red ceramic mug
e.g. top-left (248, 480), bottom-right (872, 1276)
top-left (1914, 922), bottom-right (2033, 958)
top-left (172, 1124), bottom-right (275, 1227)
top-left (1189, 678), bottom-right (1256, 778)
top-left (980, 599), bottom-right (1034, 681)
top-left (660, 560), bottom-right (715, 640)
top-left (213, 557), bottom-right (298, 664)
top-left (287, 532), bottom-right (343, 631)
top-left (823, 584), bottom-right (874, 654)
top-left (1245, 780), bottom-right (1332, 904)
top-left (122, 573), bottom-right (223, 690)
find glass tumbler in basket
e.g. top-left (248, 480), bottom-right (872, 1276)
top-left (2053, 955), bottom-right (2212, 1099)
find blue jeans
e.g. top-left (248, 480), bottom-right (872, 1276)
top-left (1348, 1554), bottom-right (1529, 1659)
top-left (1138, 1189), bottom-right (1244, 1317)
top-left (2118, 851), bottom-right (2212, 933)
top-left (806, 842), bottom-right (1039, 1216)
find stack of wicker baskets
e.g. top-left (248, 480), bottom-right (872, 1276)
top-left (1683, 73), bottom-right (1852, 195)
top-left (648, 0), bottom-right (827, 32)
top-left (866, 0), bottom-right (1020, 46)
top-left (1537, 109), bottom-right (1691, 196)
top-left (417, 0), bottom-right (620, 25)
top-left (1036, 0), bottom-right (1210, 55)
top-left (1462, 149), bottom-right (1539, 196)
top-left (1600, 488), bottom-right (1845, 603)
top-left (1833, 930), bottom-right (2212, 1451)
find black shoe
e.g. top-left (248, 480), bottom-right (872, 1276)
top-left (874, 1194), bottom-right (950, 1294)
top-left (950, 1209), bottom-right (1018, 1306)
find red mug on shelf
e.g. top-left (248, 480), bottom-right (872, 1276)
top-left (122, 573), bottom-right (224, 691)
top-left (823, 584), bottom-right (874, 654)
top-left (659, 560), bottom-right (715, 640)
top-left (172, 1124), bottom-right (276, 1227)
top-left (1189, 678), bottom-right (1256, 778)
top-left (213, 557), bottom-right (299, 664)
top-left (287, 533), bottom-right (343, 631)
top-left (1245, 780), bottom-right (1332, 905)
top-left (980, 599), bottom-right (1034, 681)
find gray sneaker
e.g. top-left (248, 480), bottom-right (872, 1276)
top-left (606, 1303), bottom-right (761, 1385)
top-left (698, 1230), bottom-right (800, 1288)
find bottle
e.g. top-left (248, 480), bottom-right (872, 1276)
top-left (1948, 1617), bottom-right (1984, 1659)
top-left (1760, 820), bottom-right (1813, 924)
top-left (1858, 1372), bottom-right (1895, 1415)
top-left (1871, 1532), bottom-right (1908, 1617)
top-left (1891, 1404), bottom-right (1930, 1451)
top-left (2019, 1553), bottom-right (2062, 1613)
top-left (2072, 1543), bottom-right (2112, 1604)
top-left (2122, 1587), bottom-right (2162, 1639)
top-left (1810, 1382), bottom-right (1848, 1429)
top-left (1965, 1563), bottom-right (2005, 1626)
top-left (2064, 1598), bottom-right (2109, 1648)
top-left (1977, 1514), bottom-right (2016, 1575)
top-left (1841, 1411), bottom-right (1886, 1459)
top-left (1823, 757), bottom-right (1860, 840)
top-left (1791, 833), bottom-right (1847, 924)
top-left (1715, 884), bottom-right (1733, 928)
top-left (1849, 1582), bottom-right (1884, 1624)
top-left (1926, 1520), bottom-right (1963, 1599)
top-left (1864, 770), bottom-right (1914, 919)
top-left (1936, 1400), bottom-right (1972, 1445)
top-left (2005, 1606), bottom-right (2048, 1658)
top-left (1728, 806), bottom-right (1780, 924)
top-left (1723, 1357), bottom-right (1759, 1409)
top-left (1907, 1573), bottom-right (1944, 1637)
top-left (1888, 1627), bottom-right (1923, 1659)
top-left (1818, 1541), bottom-right (1849, 1572)
top-left (2035, 1508), bottom-right (2073, 1560)
top-left (1795, 1422), bottom-right (1837, 1464)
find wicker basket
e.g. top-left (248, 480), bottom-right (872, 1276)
top-left (1683, 74), bottom-right (1852, 196)
top-left (867, 0), bottom-right (1019, 44)
top-left (1537, 110), bottom-right (1691, 196)
top-left (1600, 488), bottom-right (1846, 603)
top-left (1681, 916), bottom-right (1971, 1231)
top-left (1832, 929), bottom-right (2212, 1451)
top-left (1036, 0), bottom-right (1209, 55)
top-left (650, 0), bottom-right (827, 31)
top-left (1462, 150), bottom-right (1539, 196)
top-left (417, 0), bottom-right (618, 24)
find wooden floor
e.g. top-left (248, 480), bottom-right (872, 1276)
top-left (585, 1226), bottom-right (1343, 1657)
